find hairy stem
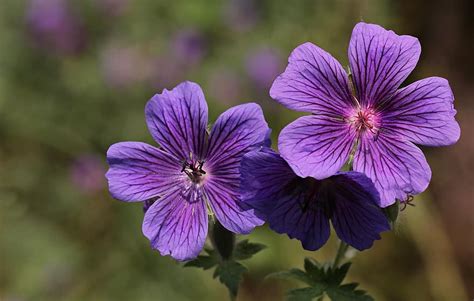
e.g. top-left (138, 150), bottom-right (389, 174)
top-left (333, 240), bottom-right (349, 268)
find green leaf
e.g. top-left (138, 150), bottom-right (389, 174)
top-left (233, 239), bottom-right (266, 260)
top-left (304, 258), bottom-right (325, 283)
top-left (213, 260), bottom-right (247, 299)
top-left (286, 287), bottom-right (325, 301)
top-left (383, 200), bottom-right (399, 226)
top-left (266, 268), bottom-right (315, 286)
top-left (183, 255), bottom-right (218, 270)
top-left (326, 283), bottom-right (374, 301)
top-left (327, 262), bottom-right (351, 286)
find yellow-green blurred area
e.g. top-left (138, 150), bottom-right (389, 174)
top-left (0, 0), bottom-right (472, 300)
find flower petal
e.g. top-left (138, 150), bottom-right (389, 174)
top-left (142, 189), bottom-right (208, 261)
top-left (202, 103), bottom-right (269, 234)
top-left (380, 77), bottom-right (460, 146)
top-left (353, 133), bottom-right (431, 207)
top-left (206, 103), bottom-right (269, 167)
top-left (106, 142), bottom-right (182, 202)
top-left (241, 148), bottom-right (330, 250)
top-left (203, 179), bottom-right (264, 234)
top-left (328, 172), bottom-right (390, 250)
top-left (268, 181), bottom-right (330, 251)
top-left (348, 22), bottom-right (421, 107)
top-left (270, 42), bottom-right (353, 115)
top-left (240, 148), bottom-right (298, 218)
top-left (145, 81), bottom-right (208, 160)
top-left (278, 115), bottom-right (356, 179)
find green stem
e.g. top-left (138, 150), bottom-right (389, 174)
top-left (332, 240), bottom-right (349, 268)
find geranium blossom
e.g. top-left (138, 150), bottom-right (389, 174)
top-left (106, 81), bottom-right (269, 260)
top-left (270, 22), bottom-right (460, 206)
top-left (240, 148), bottom-right (390, 250)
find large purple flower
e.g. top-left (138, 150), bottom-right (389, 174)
top-left (270, 22), bottom-right (460, 207)
top-left (106, 81), bottom-right (269, 261)
top-left (241, 148), bottom-right (390, 251)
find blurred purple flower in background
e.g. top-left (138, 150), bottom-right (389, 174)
top-left (25, 0), bottom-right (87, 55)
top-left (223, 0), bottom-right (259, 32)
top-left (171, 28), bottom-right (207, 66)
top-left (246, 47), bottom-right (283, 89)
top-left (70, 154), bottom-right (106, 195)
top-left (100, 44), bottom-right (151, 89)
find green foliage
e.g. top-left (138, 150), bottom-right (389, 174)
top-left (184, 240), bottom-right (266, 300)
top-left (270, 258), bottom-right (374, 301)
top-left (383, 200), bottom-right (400, 228)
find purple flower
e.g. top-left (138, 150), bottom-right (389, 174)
top-left (270, 22), bottom-right (460, 207)
top-left (106, 81), bottom-right (270, 261)
top-left (241, 148), bottom-right (390, 250)
top-left (246, 47), bottom-right (283, 89)
top-left (26, 0), bottom-right (87, 56)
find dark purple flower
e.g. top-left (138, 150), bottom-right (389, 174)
top-left (271, 22), bottom-right (460, 207)
top-left (26, 0), bottom-right (87, 56)
top-left (106, 81), bottom-right (270, 261)
top-left (70, 154), bottom-right (106, 194)
top-left (246, 47), bottom-right (283, 89)
top-left (171, 28), bottom-right (206, 66)
top-left (241, 148), bottom-right (390, 251)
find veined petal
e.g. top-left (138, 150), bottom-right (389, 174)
top-left (240, 148), bottom-right (298, 218)
top-left (278, 115), bottom-right (356, 179)
top-left (203, 103), bottom-right (269, 233)
top-left (106, 142), bottom-right (182, 202)
top-left (203, 178), bottom-right (264, 234)
top-left (328, 172), bottom-right (390, 250)
top-left (353, 133), bottom-right (431, 207)
top-left (241, 149), bottom-right (330, 250)
top-left (142, 188), bottom-right (208, 261)
top-left (206, 103), bottom-right (269, 168)
top-left (269, 187), bottom-right (330, 251)
top-left (380, 77), bottom-right (460, 146)
top-left (145, 81), bottom-right (208, 161)
top-left (349, 22), bottom-right (421, 107)
top-left (270, 42), bottom-right (353, 115)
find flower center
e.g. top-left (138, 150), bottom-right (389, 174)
top-left (348, 108), bottom-right (380, 135)
top-left (181, 160), bottom-right (206, 184)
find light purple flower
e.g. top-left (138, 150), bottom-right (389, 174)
top-left (106, 81), bottom-right (269, 261)
top-left (26, 0), bottom-right (87, 55)
top-left (241, 148), bottom-right (389, 250)
top-left (271, 22), bottom-right (460, 207)
top-left (246, 47), bottom-right (283, 89)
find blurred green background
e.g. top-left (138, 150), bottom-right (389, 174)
top-left (0, 0), bottom-right (472, 300)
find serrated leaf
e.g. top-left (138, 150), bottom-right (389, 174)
top-left (304, 258), bottom-right (325, 282)
top-left (233, 239), bottom-right (266, 260)
top-left (286, 286), bottom-right (325, 301)
top-left (266, 268), bottom-right (315, 286)
top-left (327, 262), bottom-right (351, 286)
top-left (326, 283), bottom-right (374, 301)
top-left (183, 255), bottom-right (218, 270)
top-left (213, 260), bottom-right (247, 299)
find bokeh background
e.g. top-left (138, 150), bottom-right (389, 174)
top-left (0, 0), bottom-right (472, 300)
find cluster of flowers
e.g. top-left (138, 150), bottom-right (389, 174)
top-left (106, 23), bottom-right (459, 261)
